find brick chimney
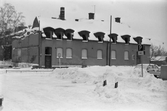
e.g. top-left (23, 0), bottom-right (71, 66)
top-left (88, 13), bottom-right (94, 20)
top-left (59, 7), bottom-right (65, 20)
top-left (115, 17), bottom-right (121, 23)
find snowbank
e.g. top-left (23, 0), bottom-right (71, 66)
top-left (52, 66), bottom-right (167, 101)
top-left (0, 72), bottom-right (5, 98)
top-left (52, 66), bottom-right (134, 83)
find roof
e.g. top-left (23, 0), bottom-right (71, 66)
top-left (11, 17), bottom-right (151, 45)
top-left (39, 17), bottom-right (151, 45)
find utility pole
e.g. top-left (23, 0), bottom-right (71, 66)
top-left (38, 18), bottom-right (41, 67)
top-left (109, 15), bottom-right (112, 66)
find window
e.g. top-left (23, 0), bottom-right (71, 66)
top-left (45, 47), bottom-right (52, 54)
top-left (82, 49), bottom-right (87, 59)
top-left (111, 50), bottom-right (116, 59)
top-left (57, 48), bottom-right (63, 58)
top-left (124, 51), bottom-right (129, 60)
top-left (97, 50), bottom-right (102, 59)
top-left (66, 33), bottom-right (73, 40)
top-left (17, 49), bottom-right (21, 57)
top-left (49, 31), bottom-right (52, 38)
top-left (66, 48), bottom-right (72, 58)
top-left (132, 54), bottom-right (135, 60)
top-left (57, 32), bottom-right (63, 39)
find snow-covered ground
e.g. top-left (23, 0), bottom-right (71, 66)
top-left (0, 66), bottom-right (167, 111)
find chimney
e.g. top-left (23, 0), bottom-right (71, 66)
top-left (75, 19), bottom-right (79, 21)
top-left (115, 17), bottom-right (121, 23)
top-left (88, 13), bottom-right (94, 20)
top-left (59, 7), bottom-right (65, 20)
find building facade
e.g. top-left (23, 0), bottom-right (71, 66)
top-left (12, 29), bottom-right (150, 68)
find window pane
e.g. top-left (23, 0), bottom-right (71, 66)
top-left (97, 50), bottom-right (102, 59)
top-left (57, 48), bottom-right (63, 58)
top-left (124, 51), bottom-right (129, 60)
top-left (111, 50), bottom-right (116, 59)
top-left (82, 49), bottom-right (87, 59)
top-left (66, 48), bottom-right (72, 58)
top-left (45, 47), bottom-right (52, 54)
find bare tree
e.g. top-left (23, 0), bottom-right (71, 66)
top-left (0, 3), bottom-right (25, 36)
top-left (150, 44), bottom-right (167, 59)
top-left (0, 3), bottom-right (25, 61)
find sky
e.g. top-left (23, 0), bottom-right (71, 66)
top-left (1, 0), bottom-right (167, 50)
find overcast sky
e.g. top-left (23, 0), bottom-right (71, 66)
top-left (1, 0), bottom-right (167, 50)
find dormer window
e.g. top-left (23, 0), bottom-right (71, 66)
top-left (121, 35), bottom-right (131, 44)
top-left (54, 28), bottom-right (65, 40)
top-left (82, 34), bottom-right (87, 41)
top-left (57, 32), bottom-right (63, 39)
top-left (43, 27), bottom-right (54, 38)
top-left (78, 30), bottom-right (90, 42)
top-left (108, 33), bottom-right (118, 44)
top-left (133, 36), bottom-right (143, 44)
top-left (66, 33), bottom-right (73, 40)
top-left (94, 32), bottom-right (105, 43)
top-left (49, 31), bottom-right (53, 38)
top-left (65, 29), bottom-right (74, 40)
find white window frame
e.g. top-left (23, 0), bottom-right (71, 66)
top-left (111, 50), bottom-right (116, 59)
top-left (97, 50), bottom-right (103, 59)
top-left (66, 48), bottom-right (72, 59)
top-left (81, 49), bottom-right (88, 59)
top-left (124, 51), bottom-right (129, 60)
top-left (56, 48), bottom-right (63, 58)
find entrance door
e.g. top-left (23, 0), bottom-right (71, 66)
top-left (45, 56), bottom-right (51, 68)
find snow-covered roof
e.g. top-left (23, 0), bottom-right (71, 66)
top-left (10, 27), bottom-right (38, 39)
top-left (11, 17), bottom-right (151, 45)
top-left (39, 17), bottom-right (151, 45)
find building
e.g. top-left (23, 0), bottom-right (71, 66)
top-left (12, 8), bottom-right (151, 68)
top-left (151, 56), bottom-right (167, 66)
top-left (0, 36), bottom-right (12, 61)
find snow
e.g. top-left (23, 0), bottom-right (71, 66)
top-left (10, 17), bottom-right (151, 45)
top-left (39, 18), bottom-right (151, 44)
top-left (151, 56), bottom-right (167, 61)
top-left (0, 66), bottom-right (167, 111)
